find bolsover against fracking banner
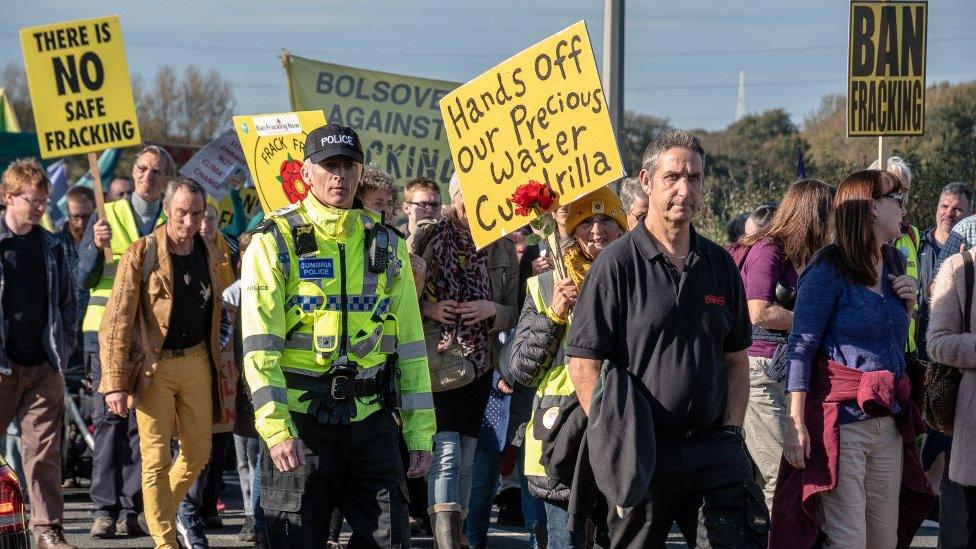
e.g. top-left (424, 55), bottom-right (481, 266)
top-left (20, 15), bottom-right (141, 158)
top-left (440, 20), bottom-right (624, 249)
top-left (285, 54), bottom-right (459, 191)
top-left (233, 110), bottom-right (327, 214)
top-left (848, 1), bottom-right (927, 137)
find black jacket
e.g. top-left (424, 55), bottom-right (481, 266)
top-left (510, 270), bottom-right (581, 502)
top-left (510, 271), bottom-right (566, 388)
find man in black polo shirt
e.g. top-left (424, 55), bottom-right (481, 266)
top-left (566, 128), bottom-right (768, 547)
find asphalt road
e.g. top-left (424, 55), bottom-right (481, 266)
top-left (56, 475), bottom-right (939, 548)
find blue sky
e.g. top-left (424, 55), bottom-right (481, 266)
top-left (4, 0), bottom-right (975, 131)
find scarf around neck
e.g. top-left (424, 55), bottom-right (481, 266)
top-left (426, 215), bottom-right (492, 372)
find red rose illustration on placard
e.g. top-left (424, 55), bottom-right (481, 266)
top-left (277, 153), bottom-right (309, 203)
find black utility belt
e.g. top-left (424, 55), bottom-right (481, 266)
top-left (283, 367), bottom-right (383, 401)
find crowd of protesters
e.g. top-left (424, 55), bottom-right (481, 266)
top-left (0, 123), bottom-right (974, 549)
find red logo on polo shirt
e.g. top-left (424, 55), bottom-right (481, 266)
top-left (704, 294), bottom-right (726, 306)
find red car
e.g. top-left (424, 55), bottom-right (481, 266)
top-left (0, 455), bottom-right (30, 548)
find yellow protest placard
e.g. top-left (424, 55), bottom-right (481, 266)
top-left (440, 20), bottom-right (623, 249)
top-left (20, 15), bottom-right (141, 158)
top-left (233, 110), bottom-right (327, 214)
top-left (848, 1), bottom-right (927, 137)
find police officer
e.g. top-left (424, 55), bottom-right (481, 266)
top-left (241, 124), bottom-right (435, 548)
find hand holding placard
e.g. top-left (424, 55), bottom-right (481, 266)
top-left (440, 21), bottom-right (623, 249)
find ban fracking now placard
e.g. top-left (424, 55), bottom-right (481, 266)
top-left (233, 110), bottom-right (328, 214)
top-left (848, 1), bottom-right (927, 137)
top-left (439, 20), bottom-right (623, 249)
top-left (20, 15), bottom-right (141, 158)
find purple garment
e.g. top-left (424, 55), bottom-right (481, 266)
top-left (786, 248), bottom-right (909, 422)
top-left (741, 240), bottom-right (798, 358)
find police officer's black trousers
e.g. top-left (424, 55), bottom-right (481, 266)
top-left (260, 410), bottom-right (410, 549)
top-left (606, 430), bottom-right (769, 549)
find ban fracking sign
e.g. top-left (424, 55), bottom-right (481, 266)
top-left (20, 15), bottom-right (141, 158)
top-left (440, 20), bottom-right (623, 249)
top-left (848, 1), bottom-right (927, 137)
top-left (233, 110), bottom-right (327, 214)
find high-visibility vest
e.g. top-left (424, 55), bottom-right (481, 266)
top-left (240, 196), bottom-right (435, 451)
top-left (894, 225), bottom-right (920, 353)
top-left (522, 271), bottom-right (577, 488)
top-left (81, 199), bottom-right (165, 334)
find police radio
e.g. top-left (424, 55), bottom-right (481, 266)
top-left (367, 225), bottom-right (389, 274)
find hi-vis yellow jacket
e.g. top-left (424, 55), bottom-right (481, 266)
top-left (241, 196), bottom-right (435, 451)
top-left (82, 199), bottom-right (165, 334)
top-left (895, 225), bottom-right (920, 353)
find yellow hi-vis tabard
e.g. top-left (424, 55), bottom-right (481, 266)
top-left (895, 225), bottom-right (920, 353)
top-left (523, 271), bottom-right (578, 483)
top-left (82, 199), bottom-right (165, 334)
top-left (240, 196), bottom-right (435, 451)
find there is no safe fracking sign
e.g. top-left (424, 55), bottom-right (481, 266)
top-left (20, 15), bottom-right (141, 158)
top-left (440, 20), bottom-right (624, 249)
top-left (848, 1), bottom-right (927, 137)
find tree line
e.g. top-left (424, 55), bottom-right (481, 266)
top-left (4, 62), bottom-right (974, 239)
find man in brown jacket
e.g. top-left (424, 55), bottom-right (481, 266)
top-left (98, 178), bottom-right (225, 549)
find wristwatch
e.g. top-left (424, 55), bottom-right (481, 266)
top-left (721, 425), bottom-right (745, 439)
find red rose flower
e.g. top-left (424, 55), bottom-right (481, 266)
top-left (511, 180), bottom-right (557, 217)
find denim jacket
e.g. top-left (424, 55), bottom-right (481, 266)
top-left (0, 213), bottom-right (78, 374)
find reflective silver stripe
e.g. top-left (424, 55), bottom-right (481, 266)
top-left (284, 332), bottom-right (396, 356)
top-left (400, 392), bottom-right (434, 411)
top-left (251, 385), bottom-right (288, 408)
top-left (88, 296), bottom-right (109, 307)
top-left (242, 334), bottom-right (285, 354)
top-left (102, 263), bottom-right (118, 278)
top-left (396, 340), bottom-right (426, 361)
top-left (284, 332), bottom-right (313, 350)
top-left (281, 366), bottom-right (323, 378)
top-left (351, 326), bottom-right (383, 358)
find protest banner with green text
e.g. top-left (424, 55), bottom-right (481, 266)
top-left (285, 54), bottom-right (459, 194)
top-left (233, 110), bottom-right (327, 214)
top-left (439, 20), bottom-right (623, 249)
top-left (848, 1), bottom-right (927, 137)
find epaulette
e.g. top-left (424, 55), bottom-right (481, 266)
top-left (267, 202), bottom-right (301, 220)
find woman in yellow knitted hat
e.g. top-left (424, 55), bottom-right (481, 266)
top-left (508, 185), bottom-right (627, 548)
top-left (560, 186), bottom-right (628, 289)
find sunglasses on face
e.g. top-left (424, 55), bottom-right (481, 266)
top-left (882, 192), bottom-right (905, 207)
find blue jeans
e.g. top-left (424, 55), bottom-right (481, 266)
top-left (427, 431), bottom-right (478, 511)
top-left (544, 501), bottom-right (586, 549)
top-left (464, 443), bottom-right (504, 548)
top-left (519, 447), bottom-right (545, 548)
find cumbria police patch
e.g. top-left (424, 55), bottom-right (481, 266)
top-left (298, 258), bottom-right (334, 279)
